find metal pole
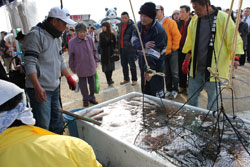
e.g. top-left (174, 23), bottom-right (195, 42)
top-left (60, 0), bottom-right (63, 9)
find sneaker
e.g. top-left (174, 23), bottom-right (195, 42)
top-left (171, 91), bottom-right (178, 99)
top-left (120, 80), bottom-right (129, 85)
top-left (83, 101), bottom-right (89, 107)
top-left (89, 99), bottom-right (98, 105)
top-left (131, 81), bottom-right (137, 86)
top-left (165, 91), bottom-right (172, 97)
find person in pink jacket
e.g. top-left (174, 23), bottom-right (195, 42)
top-left (68, 23), bottom-right (99, 107)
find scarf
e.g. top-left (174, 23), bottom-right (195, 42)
top-left (37, 19), bottom-right (63, 38)
top-left (0, 93), bottom-right (35, 134)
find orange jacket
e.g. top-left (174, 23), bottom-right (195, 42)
top-left (161, 17), bottom-right (181, 55)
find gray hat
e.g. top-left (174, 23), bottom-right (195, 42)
top-left (172, 10), bottom-right (180, 15)
top-left (75, 23), bottom-right (87, 32)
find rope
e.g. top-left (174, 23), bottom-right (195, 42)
top-left (210, 0), bottom-right (243, 89)
top-left (128, 0), bottom-right (165, 78)
top-left (214, 0), bottom-right (235, 73)
top-left (229, 0), bottom-right (244, 85)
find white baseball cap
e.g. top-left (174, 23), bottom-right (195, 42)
top-left (48, 7), bottom-right (76, 25)
top-left (0, 80), bottom-right (24, 105)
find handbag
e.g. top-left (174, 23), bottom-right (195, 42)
top-left (95, 72), bottom-right (100, 94)
top-left (110, 53), bottom-right (120, 62)
top-left (111, 48), bottom-right (120, 62)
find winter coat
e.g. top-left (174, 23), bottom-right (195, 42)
top-left (131, 19), bottom-right (167, 71)
top-left (68, 35), bottom-right (99, 77)
top-left (117, 19), bottom-right (136, 54)
top-left (161, 17), bottom-right (181, 55)
top-left (99, 32), bottom-right (116, 72)
top-left (23, 23), bottom-right (66, 91)
top-left (182, 10), bottom-right (244, 82)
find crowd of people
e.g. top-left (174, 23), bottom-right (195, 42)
top-left (0, 0), bottom-right (248, 130)
top-left (0, 0), bottom-right (249, 166)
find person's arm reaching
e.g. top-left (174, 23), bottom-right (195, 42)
top-left (61, 68), bottom-right (76, 90)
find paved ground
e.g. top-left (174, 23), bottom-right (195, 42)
top-left (61, 52), bottom-right (250, 119)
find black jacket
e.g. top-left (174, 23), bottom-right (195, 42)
top-left (99, 32), bottom-right (116, 71)
top-left (238, 22), bottom-right (249, 50)
top-left (117, 19), bottom-right (136, 54)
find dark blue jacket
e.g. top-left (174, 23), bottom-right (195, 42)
top-left (117, 19), bottom-right (136, 54)
top-left (131, 19), bottom-right (167, 70)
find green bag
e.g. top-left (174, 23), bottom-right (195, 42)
top-left (95, 72), bottom-right (100, 94)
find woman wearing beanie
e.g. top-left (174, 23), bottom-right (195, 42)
top-left (99, 22), bottom-right (117, 86)
top-left (68, 23), bottom-right (99, 107)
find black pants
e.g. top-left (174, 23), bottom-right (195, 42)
top-left (105, 70), bottom-right (113, 84)
top-left (247, 34), bottom-right (250, 62)
top-left (178, 50), bottom-right (188, 89)
top-left (120, 49), bottom-right (137, 81)
top-left (239, 51), bottom-right (247, 66)
top-left (164, 51), bottom-right (179, 92)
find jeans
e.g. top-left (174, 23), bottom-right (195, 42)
top-left (120, 49), bottom-right (137, 81)
top-left (164, 50), bottom-right (179, 92)
top-left (188, 72), bottom-right (218, 111)
top-left (26, 86), bottom-right (64, 134)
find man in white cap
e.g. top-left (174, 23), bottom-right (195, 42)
top-left (0, 79), bottom-right (102, 167)
top-left (23, 7), bottom-right (76, 134)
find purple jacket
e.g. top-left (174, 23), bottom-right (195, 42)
top-left (68, 35), bottom-right (99, 77)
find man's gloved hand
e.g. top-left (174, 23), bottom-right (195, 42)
top-left (182, 59), bottom-right (190, 74)
top-left (66, 75), bottom-right (76, 90)
top-left (234, 56), bottom-right (240, 69)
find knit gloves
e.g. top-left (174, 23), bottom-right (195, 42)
top-left (182, 60), bottom-right (190, 74)
top-left (66, 75), bottom-right (76, 90)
